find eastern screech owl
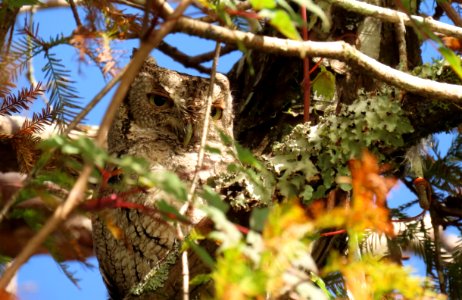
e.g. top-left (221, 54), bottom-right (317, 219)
top-left (92, 58), bottom-right (234, 299)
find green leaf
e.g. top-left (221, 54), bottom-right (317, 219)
top-left (205, 145), bottom-right (222, 154)
top-left (219, 131), bottom-right (233, 146)
top-left (118, 155), bottom-right (150, 175)
top-left (201, 186), bottom-right (229, 213)
top-left (190, 274), bottom-right (213, 286)
top-left (187, 240), bottom-right (216, 269)
top-left (261, 9), bottom-right (302, 41)
top-left (152, 171), bottom-right (188, 202)
top-left (249, 0), bottom-right (276, 10)
top-left (156, 199), bottom-right (190, 223)
top-left (301, 185), bottom-right (313, 201)
top-left (439, 47), bottom-right (462, 80)
top-left (202, 206), bottom-right (242, 248)
top-left (311, 272), bottom-right (335, 299)
top-left (338, 183), bottom-right (352, 191)
top-left (312, 66), bottom-right (335, 100)
top-left (235, 143), bottom-right (262, 169)
top-left (60, 143), bottom-right (80, 155)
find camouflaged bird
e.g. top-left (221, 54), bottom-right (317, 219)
top-left (92, 57), bottom-right (234, 299)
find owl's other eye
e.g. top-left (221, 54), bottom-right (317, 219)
top-left (211, 106), bottom-right (223, 120)
top-left (148, 93), bottom-right (173, 108)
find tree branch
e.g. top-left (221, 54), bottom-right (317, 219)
top-left (157, 41), bottom-right (211, 74)
top-left (328, 0), bottom-right (462, 39)
top-left (68, 0), bottom-right (83, 27)
top-left (166, 14), bottom-right (462, 102)
top-left (157, 41), bottom-right (237, 74)
top-left (20, 0), bottom-right (79, 13)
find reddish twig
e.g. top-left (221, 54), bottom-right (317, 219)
top-left (320, 229), bottom-right (347, 237)
top-left (309, 58), bottom-right (323, 75)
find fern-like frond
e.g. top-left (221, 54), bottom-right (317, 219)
top-left (9, 21), bottom-right (78, 126)
top-left (11, 22), bottom-right (69, 72)
top-left (55, 261), bottom-right (81, 288)
top-left (18, 105), bottom-right (53, 135)
top-left (419, 133), bottom-right (462, 195)
top-left (0, 83), bottom-right (44, 116)
top-left (42, 52), bottom-right (81, 125)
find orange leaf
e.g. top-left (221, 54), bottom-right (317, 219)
top-left (442, 36), bottom-right (462, 52)
top-left (348, 151), bottom-right (396, 235)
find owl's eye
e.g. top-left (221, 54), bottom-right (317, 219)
top-left (148, 93), bottom-right (173, 108)
top-left (211, 106), bottom-right (223, 120)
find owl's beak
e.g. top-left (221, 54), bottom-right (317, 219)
top-left (183, 122), bottom-right (193, 146)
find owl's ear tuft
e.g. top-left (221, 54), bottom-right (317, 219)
top-left (131, 48), bottom-right (157, 66)
top-left (144, 56), bottom-right (157, 66)
top-left (215, 73), bottom-right (229, 89)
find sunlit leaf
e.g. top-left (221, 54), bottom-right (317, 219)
top-left (439, 47), bottom-right (462, 79)
top-left (156, 199), bottom-right (190, 223)
top-left (312, 66), bottom-right (335, 100)
top-left (235, 143), bottom-right (262, 169)
top-left (201, 186), bottom-right (229, 213)
top-left (260, 9), bottom-right (302, 41)
top-left (249, 0), bottom-right (276, 10)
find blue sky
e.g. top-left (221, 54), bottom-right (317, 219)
top-left (11, 2), bottom-right (457, 299)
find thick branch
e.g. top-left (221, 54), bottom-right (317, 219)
top-left (168, 15), bottom-right (462, 102)
top-left (328, 0), bottom-right (462, 39)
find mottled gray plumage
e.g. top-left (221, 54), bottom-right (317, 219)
top-left (92, 58), bottom-right (233, 299)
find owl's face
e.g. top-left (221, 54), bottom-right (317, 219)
top-left (126, 59), bottom-right (233, 150)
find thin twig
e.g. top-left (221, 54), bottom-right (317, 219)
top-left (395, 13), bottom-right (408, 101)
top-left (190, 43), bottom-right (236, 63)
top-left (64, 65), bottom-right (128, 135)
top-left (178, 41), bottom-right (222, 300)
top-left (157, 41), bottom-right (212, 73)
top-left (0, 0), bottom-right (192, 289)
top-left (430, 209), bottom-right (446, 294)
top-left (157, 42), bottom-right (236, 74)
top-left (301, 6), bottom-right (311, 123)
top-left (395, 14), bottom-right (408, 72)
top-left (188, 42), bottom-right (221, 205)
top-left (438, 0), bottom-right (462, 28)
top-left (20, 0), bottom-right (79, 13)
top-left (68, 0), bottom-right (83, 27)
top-left (0, 195), bottom-right (19, 225)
